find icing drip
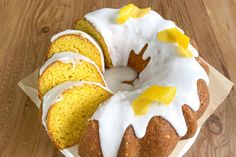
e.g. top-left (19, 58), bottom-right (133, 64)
top-left (104, 67), bottom-right (137, 93)
top-left (51, 29), bottom-right (105, 72)
top-left (85, 8), bottom-right (209, 157)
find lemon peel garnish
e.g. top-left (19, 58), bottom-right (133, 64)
top-left (157, 28), bottom-right (190, 48)
top-left (117, 4), bottom-right (151, 24)
top-left (157, 28), bottom-right (193, 57)
top-left (132, 85), bottom-right (176, 116)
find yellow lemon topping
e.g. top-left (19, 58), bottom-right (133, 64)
top-left (117, 4), bottom-right (151, 24)
top-left (157, 28), bottom-right (193, 57)
top-left (132, 85), bottom-right (177, 115)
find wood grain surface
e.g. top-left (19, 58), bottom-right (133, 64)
top-left (0, 0), bottom-right (235, 156)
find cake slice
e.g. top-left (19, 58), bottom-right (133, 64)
top-left (75, 19), bottom-right (112, 68)
top-left (38, 52), bottom-right (105, 98)
top-left (42, 81), bottom-right (112, 149)
top-left (47, 30), bottom-right (104, 72)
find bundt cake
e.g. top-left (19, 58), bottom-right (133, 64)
top-left (74, 4), bottom-right (209, 157)
top-left (48, 30), bottom-right (104, 72)
top-left (38, 52), bottom-right (105, 98)
top-left (39, 3), bottom-right (210, 157)
top-left (41, 81), bottom-right (112, 149)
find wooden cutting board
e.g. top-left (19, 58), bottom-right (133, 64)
top-left (0, 0), bottom-right (235, 156)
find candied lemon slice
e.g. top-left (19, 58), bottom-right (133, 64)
top-left (117, 4), bottom-right (151, 24)
top-left (132, 85), bottom-right (176, 115)
top-left (157, 28), bottom-right (190, 49)
top-left (177, 46), bottom-right (193, 57)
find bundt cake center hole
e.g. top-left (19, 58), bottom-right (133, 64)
top-left (127, 43), bottom-right (150, 74)
top-left (104, 66), bottom-right (138, 93)
top-left (104, 44), bottom-right (151, 93)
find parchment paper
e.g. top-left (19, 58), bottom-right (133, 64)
top-left (18, 61), bottom-right (233, 157)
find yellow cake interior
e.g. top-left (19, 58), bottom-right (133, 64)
top-left (48, 34), bottom-right (103, 71)
top-left (38, 61), bottom-right (105, 98)
top-left (47, 83), bottom-right (112, 149)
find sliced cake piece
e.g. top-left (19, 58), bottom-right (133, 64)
top-left (75, 19), bottom-right (113, 68)
top-left (48, 30), bottom-right (104, 72)
top-left (38, 52), bottom-right (105, 98)
top-left (42, 81), bottom-right (112, 149)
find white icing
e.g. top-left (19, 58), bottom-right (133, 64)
top-left (51, 29), bottom-right (105, 72)
top-left (85, 8), bottom-right (209, 157)
top-left (85, 9), bottom-right (198, 67)
top-left (41, 81), bottom-right (111, 154)
top-left (104, 67), bottom-right (137, 93)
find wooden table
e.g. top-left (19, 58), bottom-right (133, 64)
top-left (0, 0), bottom-right (235, 156)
